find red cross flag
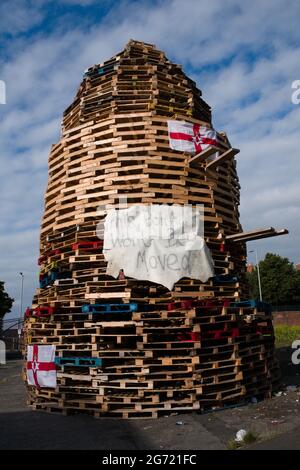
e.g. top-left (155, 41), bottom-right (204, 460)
top-left (27, 344), bottom-right (57, 388)
top-left (167, 120), bottom-right (220, 154)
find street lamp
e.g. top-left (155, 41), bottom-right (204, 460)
top-left (248, 250), bottom-right (262, 301)
top-left (18, 272), bottom-right (24, 338)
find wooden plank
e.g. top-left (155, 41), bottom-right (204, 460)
top-left (226, 228), bottom-right (289, 243)
top-left (189, 145), bottom-right (220, 166)
top-left (206, 148), bottom-right (240, 169)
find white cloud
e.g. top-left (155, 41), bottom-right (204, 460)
top-left (0, 0), bottom-right (44, 35)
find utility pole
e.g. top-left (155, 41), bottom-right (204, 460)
top-left (18, 272), bottom-right (24, 340)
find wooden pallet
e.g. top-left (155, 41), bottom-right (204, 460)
top-left (23, 40), bottom-right (280, 418)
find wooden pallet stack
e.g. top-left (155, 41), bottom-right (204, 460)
top-left (23, 40), bottom-right (280, 418)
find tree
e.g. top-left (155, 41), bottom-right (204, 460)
top-left (0, 281), bottom-right (14, 319)
top-left (247, 252), bottom-right (300, 306)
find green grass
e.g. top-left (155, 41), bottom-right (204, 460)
top-left (227, 432), bottom-right (257, 450)
top-left (242, 431), bottom-right (257, 445)
top-left (227, 440), bottom-right (240, 450)
top-left (274, 325), bottom-right (300, 347)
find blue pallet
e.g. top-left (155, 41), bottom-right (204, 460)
top-left (39, 279), bottom-right (49, 288)
top-left (213, 275), bottom-right (239, 285)
top-left (230, 300), bottom-right (272, 311)
top-left (81, 302), bottom-right (138, 314)
top-left (55, 357), bottom-right (102, 367)
top-left (97, 65), bottom-right (114, 75)
top-left (84, 65), bottom-right (114, 78)
top-left (40, 270), bottom-right (72, 288)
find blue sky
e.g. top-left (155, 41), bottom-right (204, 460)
top-left (1, 0), bottom-right (300, 321)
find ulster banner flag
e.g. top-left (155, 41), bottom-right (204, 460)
top-left (27, 344), bottom-right (57, 388)
top-left (167, 120), bottom-right (220, 154)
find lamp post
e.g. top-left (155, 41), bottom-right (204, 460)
top-left (18, 272), bottom-right (24, 339)
top-left (249, 250), bottom-right (262, 301)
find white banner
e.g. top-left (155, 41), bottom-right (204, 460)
top-left (103, 205), bottom-right (214, 290)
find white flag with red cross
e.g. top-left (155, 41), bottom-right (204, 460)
top-left (26, 344), bottom-right (57, 388)
top-left (167, 120), bottom-right (220, 154)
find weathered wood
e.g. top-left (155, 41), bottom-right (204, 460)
top-left (226, 227), bottom-right (288, 242)
top-left (24, 40), bottom-right (280, 419)
top-left (206, 148), bottom-right (240, 169)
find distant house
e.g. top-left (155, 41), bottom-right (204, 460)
top-left (247, 263), bottom-right (255, 273)
top-left (2, 328), bottom-right (21, 351)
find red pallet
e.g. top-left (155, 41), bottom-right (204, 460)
top-left (71, 240), bottom-right (103, 251)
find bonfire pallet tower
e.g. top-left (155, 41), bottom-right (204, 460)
top-left (23, 40), bottom-right (285, 418)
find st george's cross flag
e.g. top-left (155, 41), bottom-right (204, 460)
top-left (27, 344), bottom-right (57, 388)
top-left (167, 120), bottom-right (220, 154)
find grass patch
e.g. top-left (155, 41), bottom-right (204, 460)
top-left (242, 431), bottom-right (257, 445)
top-left (274, 325), bottom-right (300, 347)
top-left (227, 440), bottom-right (240, 450)
top-left (227, 432), bottom-right (257, 450)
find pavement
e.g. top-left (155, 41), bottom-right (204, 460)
top-left (248, 428), bottom-right (300, 450)
top-left (0, 350), bottom-right (300, 450)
